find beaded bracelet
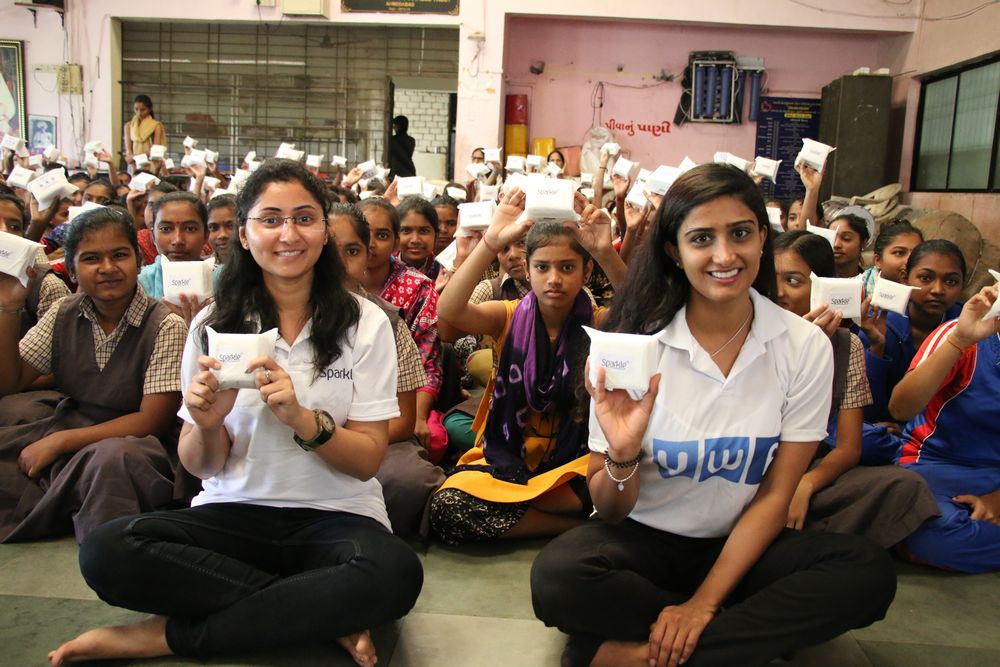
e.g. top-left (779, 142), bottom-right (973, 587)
top-left (605, 450), bottom-right (642, 469)
top-left (604, 454), bottom-right (640, 492)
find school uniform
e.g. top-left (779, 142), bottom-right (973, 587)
top-left (898, 322), bottom-right (1000, 573)
top-left (531, 290), bottom-right (896, 666)
top-left (850, 304), bottom-right (962, 465)
top-left (0, 252), bottom-right (71, 427)
top-left (804, 331), bottom-right (939, 547)
top-left (0, 288), bottom-right (185, 543)
top-left (77, 298), bottom-right (423, 658)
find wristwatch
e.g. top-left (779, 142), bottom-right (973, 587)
top-left (294, 409), bottom-right (336, 451)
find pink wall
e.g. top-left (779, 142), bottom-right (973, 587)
top-left (502, 16), bottom-right (889, 169)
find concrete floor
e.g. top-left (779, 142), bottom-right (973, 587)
top-left (1, 536), bottom-right (998, 666)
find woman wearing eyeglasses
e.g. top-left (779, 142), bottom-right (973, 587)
top-left (49, 159), bottom-right (423, 667)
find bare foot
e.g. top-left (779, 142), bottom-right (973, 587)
top-left (591, 639), bottom-right (648, 667)
top-left (337, 630), bottom-right (377, 667)
top-left (48, 616), bottom-right (171, 666)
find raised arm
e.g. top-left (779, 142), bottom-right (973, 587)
top-left (889, 286), bottom-right (999, 421)
top-left (437, 188), bottom-right (529, 339)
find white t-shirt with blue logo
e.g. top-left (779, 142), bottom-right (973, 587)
top-left (589, 289), bottom-right (833, 538)
top-left (179, 296), bottom-right (400, 529)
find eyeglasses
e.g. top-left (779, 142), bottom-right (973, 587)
top-left (246, 214), bottom-right (326, 229)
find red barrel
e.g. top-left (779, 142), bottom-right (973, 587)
top-left (505, 94), bottom-right (529, 126)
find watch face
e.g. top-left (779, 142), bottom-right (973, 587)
top-left (317, 410), bottom-right (335, 432)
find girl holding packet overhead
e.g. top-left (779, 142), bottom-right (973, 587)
top-left (773, 230), bottom-right (938, 547)
top-left (888, 285), bottom-right (1000, 573)
top-left (531, 164), bottom-right (894, 667)
top-left (50, 159), bottom-right (422, 667)
top-left (852, 240), bottom-right (965, 465)
top-left (0, 206), bottom-right (185, 544)
top-left (429, 187), bottom-right (628, 545)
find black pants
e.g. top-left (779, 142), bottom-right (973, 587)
top-left (530, 519), bottom-right (895, 667)
top-left (80, 503), bottom-right (424, 658)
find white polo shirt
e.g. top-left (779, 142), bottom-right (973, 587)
top-left (589, 289), bottom-right (833, 538)
top-left (179, 296), bottom-right (400, 530)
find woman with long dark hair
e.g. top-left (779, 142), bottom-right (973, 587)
top-left (531, 164), bottom-right (896, 667)
top-left (49, 160), bottom-right (423, 667)
top-left (123, 95), bottom-right (166, 172)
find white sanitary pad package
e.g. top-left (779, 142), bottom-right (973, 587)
top-left (6, 165), bottom-right (35, 189)
top-left (244, 151), bottom-right (257, 165)
top-left (306, 154), bottom-right (323, 168)
top-left (207, 327), bottom-right (280, 390)
top-left (502, 172), bottom-right (526, 194)
top-left (84, 153), bottom-right (100, 169)
top-left (130, 172), bottom-right (160, 192)
top-left (210, 188), bottom-right (231, 199)
top-left (625, 183), bottom-right (649, 209)
top-left (645, 165), bottom-right (681, 195)
top-left (67, 201), bottom-right (105, 224)
top-left (981, 269), bottom-right (1000, 321)
top-left (205, 149), bottom-right (218, 164)
top-left (545, 162), bottom-right (564, 178)
top-left (84, 140), bottom-right (104, 154)
top-left (133, 153), bottom-right (151, 170)
top-left (422, 182), bottom-right (438, 199)
top-left (187, 149), bottom-right (207, 167)
top-left (331, 155), bottom-right (347, 167)
top-left (637, 168), bottom-right (652, 184)
top-left (579, 188), bottom-right (595, 201)
top-left (183, 136), bottom-right (199, 149)
top-left (2, 134), bottom-right (25, 152)
top-left (229, 169), bottom-right (251, 193)
top-left (524, 175), bottom-right (578, 223)
top-left (796, 138), bottom-right (836, 172)
top-left (678, 156), bottom-right (697, 173)
top-left (27, 169), bottom-right (77, 210)
top-left (43, 145), bottom-right (61, 162)
top-left (436, 239), bottom-right (458, 271)
top-left (478, 184), bottom-right (500, 202)
top-left (526, 154), bottom-right (545, 169)
top-left (870, 274), bottom-right (920, 316)
top-left (612, 157), bottom-right (637, 180)
top-left (752, 157), bottom-right (782, 183)
top-left (505, 155), bottom-right (526, 173)
top-left (601, 142), bottom-right (621, 156)
top-left (161, 256), bottom-right (215, 306)
top-left (483, 148), bottom-right (502, 163)
top-left (446, 186), bottom-right (467, 201)
top-left (766, 207), bottom-right (784, 233)
top-left (584, 326), bottom-right (659, 397)
top-left (164, 158), bottom-right (176, 171)
top-left (465, 162), bottom-right (491, 179)
top-left (0, 233), bottom-right (43, 287)
top-left (202, 176), bottom-right (221, 193)
top-left (806, 222), bottom-right (838, 247)
top-left (275, 143), bottom-right (298, 160)
top-left (28, 154), bottom-right (44, 169)
top-left (356, 159), bottom-right (377, 178)
top-left (397, 176), bottom-right (424, 198)
top-left (458, 200), bottom-right (495, 231)
top-left (714, 152), bottom-right (749, 171)
top-left (149, 144), bottom-right (167, 160)
top-left (579, 172), bottom-right (594, 187)
top-left (810, 272), bottom-right (863, 320)
top-left (247, 160), bottom-right (262, 173)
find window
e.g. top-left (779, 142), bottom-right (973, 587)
top-left (121, 22), bottom-right (458, 170)
top-left (913, 55), bottom-right (1000, 191)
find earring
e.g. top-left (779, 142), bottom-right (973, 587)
top-left (675, 261), bottom-right (682, 268)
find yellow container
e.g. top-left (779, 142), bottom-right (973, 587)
top-left (532, 137), bottom-right (556, 158)
top-left (505, 124), bottom-right (528, 155)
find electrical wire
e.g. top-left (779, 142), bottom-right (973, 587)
top-left (788, 0), bottom-right (998, 21)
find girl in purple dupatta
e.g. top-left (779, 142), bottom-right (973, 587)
top-left (428, 188), bottom-right (628, 545)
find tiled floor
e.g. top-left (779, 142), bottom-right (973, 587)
top-left (1, 537), bottom-right (998, 666)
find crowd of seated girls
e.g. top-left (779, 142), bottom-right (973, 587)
top-left (0, 114), bottom-right (997, 667)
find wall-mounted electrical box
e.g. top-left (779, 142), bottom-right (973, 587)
top-left (282, 0), bottom-right (328, 16)
top-left (56, 64), bottom-right (82, 94)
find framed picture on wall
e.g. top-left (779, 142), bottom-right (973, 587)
top-left (28, 114), bottom-right (56, 151)
top-left (0, 40), bottom-right (27, 139)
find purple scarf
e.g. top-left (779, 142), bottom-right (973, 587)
top-left (478, 291), bottom-right (593, 483)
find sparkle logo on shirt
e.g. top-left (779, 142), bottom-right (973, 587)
top-left (320, 368), bottom-right (353, 381)
top-left (652, 436), bottom-right (779, 485)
